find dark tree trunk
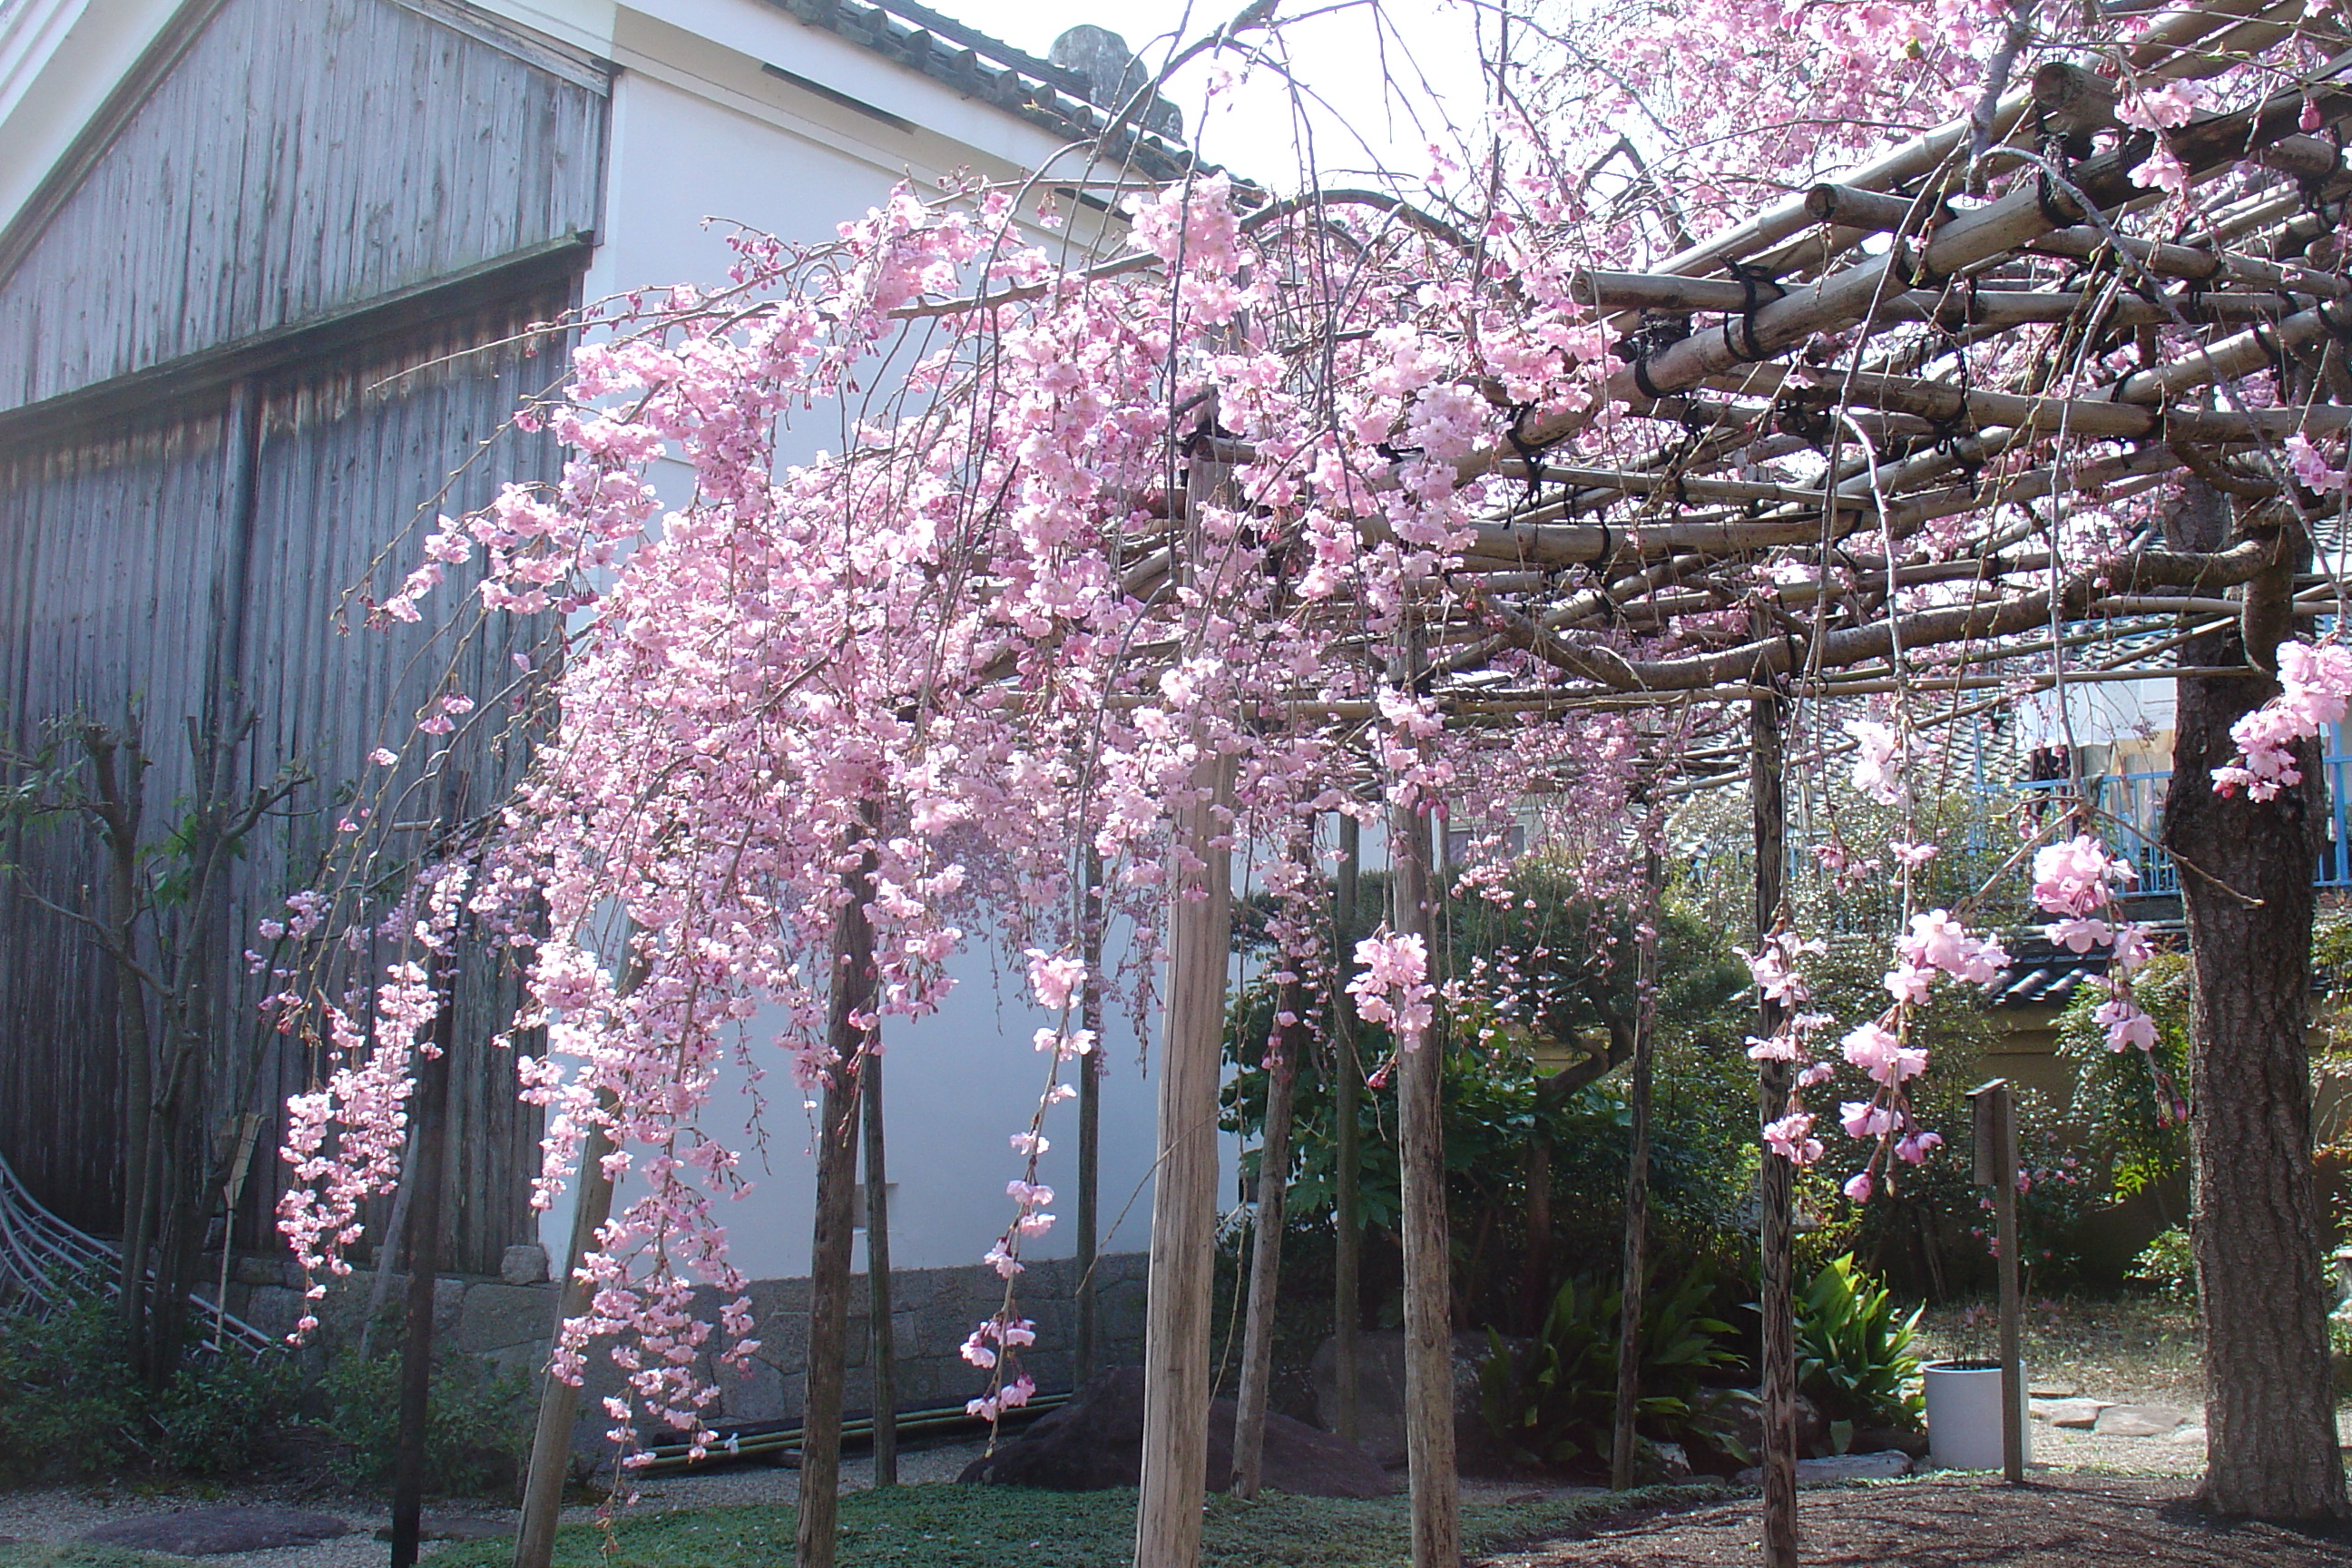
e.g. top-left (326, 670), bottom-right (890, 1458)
top-left (799, 824), bottom-right (877, 1568)
top-left (2161, 488), bottom-right (2347, 1523)
top-left (1751, 696), bottom-right (1798, 1568)
top-left (1330, 813), bottom-right (1364, 1445)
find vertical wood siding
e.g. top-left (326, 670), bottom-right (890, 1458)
top-left (0, 285), bottom-right (568, 1270)
top-left (0, 0), bottom-right (605, 415)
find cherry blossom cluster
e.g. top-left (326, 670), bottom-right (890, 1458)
top-left (2215, 640), bottom-right (2352, 801)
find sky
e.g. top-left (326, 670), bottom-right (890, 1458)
top-left (944, 0), bottom-right (1500, 188)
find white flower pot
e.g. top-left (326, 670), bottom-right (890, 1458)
top-left (1923, 1358), bottom-right (2031, 1471)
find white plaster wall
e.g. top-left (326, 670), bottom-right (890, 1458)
top-left (539, 10), bottom-right (1192, 1284)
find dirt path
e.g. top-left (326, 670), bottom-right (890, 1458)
top-left (1479, 1476), bottom-right (2352, 1567)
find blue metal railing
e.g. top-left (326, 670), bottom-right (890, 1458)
top-left (2017, 751), bottom-right (2352, 894)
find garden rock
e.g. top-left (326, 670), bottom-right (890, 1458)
top-left (2092, 1404), bottom-right (2187, 1437)
top-left (1737, 1450), bottom-right (1912, 1485)
top-left (959, 1367), bottom-right (1397, 1498)
top-left (1309, 1330), bottom-right (1507, 1466)
top-left (501, 1242), bottom-right (551, 1285)
top-left (2034, 1397), bottom-right (2108, 1429)
top-left (1695, 1387), bottom-right (1832, 1465)
top-left (373, 1514), bottom-right (515, 1542)
top-left (78, 1507), bottom-right (352, 1555)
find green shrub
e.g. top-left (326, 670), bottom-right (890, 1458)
top-left (1792, 1255), bottom-right (1922, 1441)
top-left (2127, 1226), bottom-right (2196, 1305)
top-left (317, 1329), bottom-right (533, 1496)
top-left (1477, 1265), bottom-right (1745, 1473)
top-left (0, 1278), bottom-right (295, 1482)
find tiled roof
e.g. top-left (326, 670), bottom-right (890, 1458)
top-left (768, 0), bottom-right (1196, 178)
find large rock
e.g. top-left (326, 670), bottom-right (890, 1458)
top-left (2093, 1403), bottom-right (2188, 1437)
top-left (2033, 1397), bottom-right (2108, 1429)
top-left (959, 1368), bottom-right (1397, 1498)
top-left (1736, 1450), bottom-right (1913, 1485)
top-left (1691, 1387), bottom-right (1832, 1465)
top-left (79, 1508), bottom-right (352, 1556)
top-left (1309, 1330), bottom-right (1507, 1466)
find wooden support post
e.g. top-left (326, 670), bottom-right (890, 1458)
top-left (1751, 697), bottom-right (1798, 1568)
top-left (389, 962), bottom-right (456, 1568)
top-left (1609, 853), bottom-right (1660, 1493)
top-left (514, 944), bottom-right (642, 1568)
top-left (1392, 797), bottom-right (1459, 1568)
top-left (864, 1051), bottom-right (897, 1488)
top-left (799, 824), bottom-right (877, 1568)
top-left (1077, 846), bottom-right (1105, 1390)
top-left (1331, 813), bottom-right (1363, 1446)
top-left (1132, 749), bottom-right (1236, 1568)
top-left (1233, 962), bottom-right (1305, 1496)
top-left (1971, 1079), bottom-right (2025, 1484)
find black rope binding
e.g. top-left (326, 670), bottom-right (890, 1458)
top-left (1720, 260), bottom-right (1788, 364)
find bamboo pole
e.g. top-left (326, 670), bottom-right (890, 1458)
top-left (863, 1051), bottom-right (897, 1488)
top-left (797, 819), bottom-right (877, 1568)
top-left (1330, 813), bottom-right (1365, 1447)
top-left (1132, 743), bottom-right (1237, 1568)
top-left (1752, 696), bottom-right (1798, 1568)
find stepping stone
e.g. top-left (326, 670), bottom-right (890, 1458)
top-left (2168, 1424), bottom-right (2207, 1446)
top-left (2029, 1383), bottom-right (2079, 1399)
top-left (79, 1507), bottom-right (352, 1556)
top-left (2093, 1404), bottom-right (2188, 1437)
top-left (2033, 1397), bottom-right (2109, 1428)
top-left (373, 1515), bottom-right (516, 1543)
top-left (1737, 1451), bottom-right (1912, 1485)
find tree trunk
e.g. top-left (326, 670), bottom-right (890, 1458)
top-left (1751, 697), bottom-right (1798, 1568)
top-left (1331, 813), bottom-right (1364, 1446)
top-left (863, 1050), bottom-right (897, 1488)
top-left (1232, 982), bottom-right (1303, 1496)
top-left (1392, 800), bottom-right (1459, 1568)
top-left (1132, 750), bottom-right (1236, 1568)
top-left (799, 828), bottom-right (877, 1568)
top-left (2161, 485), bottom-right (2347, 1522)
top-left (1077, 846), bottom-right (1105, 1389)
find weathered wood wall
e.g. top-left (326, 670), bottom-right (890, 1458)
top-left (0, 0), bottom-right (608, 1273)
top-left (0, 0), bottom-right (605, 416)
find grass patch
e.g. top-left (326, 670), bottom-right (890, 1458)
top-left (0, 1481), bottom-right (1742, 1568)
top-left (418, 1481), bottom-right (1735, 1568)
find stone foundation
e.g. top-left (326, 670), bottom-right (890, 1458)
top-left (211, 1250), bottom-right (1149, 1449)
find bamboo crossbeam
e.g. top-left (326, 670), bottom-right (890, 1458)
top-left (1803, 368), bottom-right (2352, 442)
top-left (2026, 225), bottom-right (2352, 299)
top-left (1647, 0), bottom-right (2293, 281)
top-left (1477, 62), bottom-right (2352, 482)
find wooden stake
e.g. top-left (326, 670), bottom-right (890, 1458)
top-left (514, 1086), bottom-right (617, 1568)
top-left (1132, 747), bottom-right (1236, 1568)
top-left (1331, 812), bottom-right (1364, 1446)
top-left (1393, 790), bottom-right (1460, 1568)
top-left (863, 1050), bottom-right (897, 1488)
top-left (1609, 852), bottom-right (1660, 1493)
top-left (1751, 698), bottom-right (1798, 1568)
top-left (798, 821), bottom-right (877, 1568)
top-left (1971, 1079), bottom-right (2025, 1484)
top-left (1077, 846), bottom-right (1105, 1389)
top-left (389, 962), bottom-right (456, 1568)
top-left (1233, 957), bottom-right (1305, 1496)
